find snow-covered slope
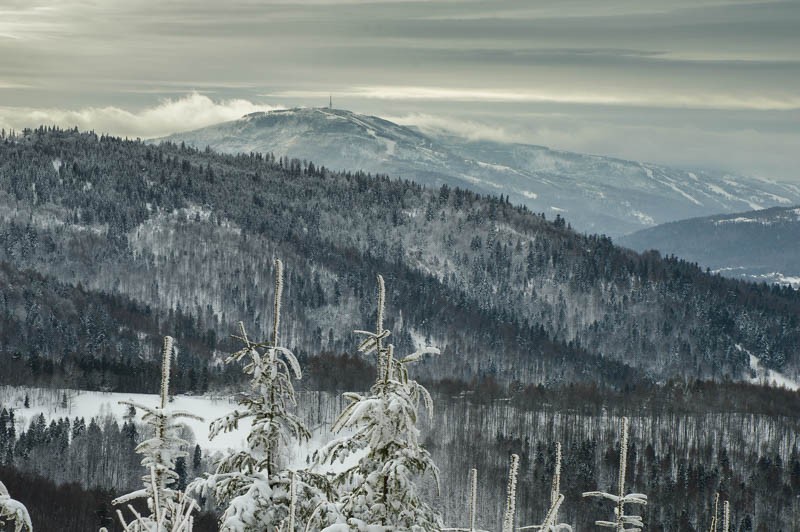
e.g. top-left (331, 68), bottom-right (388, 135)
top-left (0, 386), bottom-right (352, 471)
top-left (158, 108), bottom-right (800, 236)
top-left (620, 205), bottom-right (800, 288)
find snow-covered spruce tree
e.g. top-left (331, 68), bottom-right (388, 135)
top-left (441, 468), bottom-right (490, 532)
top-left (114, 335), bottom-right (203, 531)
top-left (314, 274), bottom-right (442, 531)
top-left (518, 442), bottom-right (572, 532)
top-left (0, 480), bottom-right (32, 532)
top-left (189, 259), bottom-right (338, 531)
top-left (582, 417), bottom-right (647, 531)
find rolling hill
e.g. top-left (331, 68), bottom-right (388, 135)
top-left (620, 205), bottom-right (800, 288)
top-left (159, 107), bottom-right (800, 237)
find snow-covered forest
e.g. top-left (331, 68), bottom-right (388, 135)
top-left (1, 128), bottom-right (800, 530)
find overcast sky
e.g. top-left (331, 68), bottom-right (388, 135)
top-left (1, 0), bottom-right (798, 181)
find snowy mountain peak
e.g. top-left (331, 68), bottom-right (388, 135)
top-left (159, 109), bottom-right (800, 236)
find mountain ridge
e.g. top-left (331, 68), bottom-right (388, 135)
top-left (620, 204), bottom-right (800, 288)
top-left (158, 107), bottom-right (800, 237)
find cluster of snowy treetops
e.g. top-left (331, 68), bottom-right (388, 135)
top-left (1, 260), bottom-right (734, 531)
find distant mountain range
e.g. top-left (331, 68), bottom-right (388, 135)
top-left (158, 107), bottom-right (800, 237)
top-left (620, 205), bottom-right (800, 288)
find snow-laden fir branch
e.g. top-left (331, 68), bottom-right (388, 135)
top-left (0, 480), bottom-right (32, 532)
top-left (315, 274), bottom-right (442, 531)
top-left (502, 453), bottom-right (520, 532)
top-left (518, 442), bottom-right (572, 532)
top-left (583, 417), bottom-right (647, 531)
top-left (113, 336), bottom-right (203, 531)
top-left (354, 274), bottom-right (392, 385)
top-left (188, 259), bottom-right (338, 531)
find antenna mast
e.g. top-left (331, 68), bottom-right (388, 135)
top-left (329, 94), bottom-right (332, 109)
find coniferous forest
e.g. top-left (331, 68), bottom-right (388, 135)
top-left (1, 127), bottom-right (800, 530)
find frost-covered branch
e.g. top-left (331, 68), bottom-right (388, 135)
top-left (502, 454), bottom-right (520, 532)
top-left (708, 492), bottom-right (719, 532)
top-left (0, 480), bottom-right (32, 532)
top-left (441, 467), bottom-right (492, 532)
top-left (518, 442), bottom-right (572, 532)
top-left (722, 501), bottom-right (730, 532)
top-left (583, 417), bottom-right (647, 531)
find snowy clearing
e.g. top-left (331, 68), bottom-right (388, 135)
top-left (736, 345), bottom-right (800, 391)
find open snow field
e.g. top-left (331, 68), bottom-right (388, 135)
top-left (0, 386), bottom-right (247, 451)
top-left (0, 386), bottom-right (360, 472)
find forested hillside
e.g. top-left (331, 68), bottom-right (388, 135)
top-left (1, 126), bottom-right (800, 389)
top-left (5, 382), bottom-right (800, 530)
top-left (2, 127), bottom-right (800, 529)
top-left (620, 205), bottom-right (800, 288)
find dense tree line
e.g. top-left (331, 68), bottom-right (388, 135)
top-left (0, 411), bottom-right (216, 531)
top-left (3, 376), bottom-right (800, 529)
top-left (0, 260), bottom-right (243, 392)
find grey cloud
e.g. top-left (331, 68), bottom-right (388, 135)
top-left (0, 0), bottom-right (797, 181)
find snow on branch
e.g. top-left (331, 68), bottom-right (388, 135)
top-left (441, 467), bottom-right (492, 532)
top-left (0, 480), bottom-right (33, 532)
top-left (316, 273), bottom-right (442, 531)
top-left (188, 259), bottom-right (338, 531)
top-left (708, 492), bottom-right (719, 532)
top-left (113, 336), bottom-right (203, 531)
top-left (583, 417), bottom-right (647, 532)
top-left (518, 442), bottom-right (572, 532)
top-left (502, 453), bottom-right (520, 532)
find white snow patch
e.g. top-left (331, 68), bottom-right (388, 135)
top-left (714, 217), bottom-right (758, 225)
top-left (630, 210), bottom-right (655, 225)
top-left (383, 137), bottom-right (396, 157)
top-left (737, 345), bottom-right (800, 390)
top-left (761, 192), bottom-right (792, 204)
top-left (705, 182), bottom-right (739, 203)
top-left (660, 178), bottom-right (703, 206)
top-left (476, 160), bottom-right (516, 173)
top-left (521, 190), bottom-right (538, 199)
top-left (1, 387), bottom-right (247, 452)
top-left (458, 173), bottom-right (504, 189)
top-left (0, 386), bottom-right (359, 475)
top-left (747, 272), bottom-right (800, 289)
